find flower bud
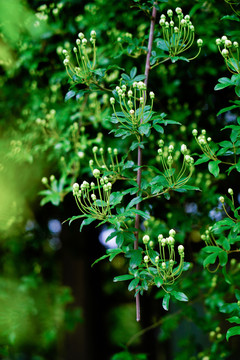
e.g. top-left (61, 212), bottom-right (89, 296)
top-left (221, 48), bottom-right (229, 57)
top-left (162, 262), bottom-right (166, 269)
top-left (181, 144), bottom-right (188, 154)
top-left (91, 194), bottom-right (96, 201)
top-left (175, 7), bottom-right (182, 15)
top-left (144, 255), bottom-right (149, 263)
top-left (92, 146), bottom-right (98, 153)
top-left (197, 39), bottom-right (203, 47)
top-left (143, 235), bottom-right (150, 244)
top-left (178, 245), bottom-right (184, 254)
top-left (228, 188), bottom-right (233, 196)
top-left (158, 234), bottom-right (163, 242)
top-left (169, 229), bottom-right (176, 237)
top-left (167, 9), bottom-right (173, 17)
top-left (110, 97), bottom-right (115, 105)
top-left (90, 30), bottom-right (96, 38)
top-left (73, 183), bottom-right (79, 192)
top-left (93, 169), bottom-right (100, 178)
top-left (233, 41), bottom-right (239, 48)
top-left (192, 129), bottom-right (198, 136)
top-left (155, 256), bottom-right (159, 263)
top-left (76, 39), bottom-right (81, 45)
top-left (50, 175), bottom-right (55, 182)
top-left (42, 177), bottom-right (48, 185)
top-left (219, 196), bottom-right (224, 203)
top-left (216, 38), bottom-right (221, 46)
top-left (149, 91), bottom-right (155, 99)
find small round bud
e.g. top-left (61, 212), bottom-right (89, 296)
top-left (113, 148), bottom-right (118, 155)
top-left (174, 27), bottom-right (179, 33)
top-left (225, 39), bottom-right (232, 48)
top-left (159, 19), bottom-right (165, 26)
top-left (76, 39), bottom-right (81, 45)
top-left (197, 39), bottom-right (203, 47)
top-left (216, 38), bottom-right (221, 46)
top-left (110, 97), bottom-right (115, 105)
top-left (185, 15), bottom-right (190, 21)
top-left (149, 91), bottom-right (155, 99)
top-left (90, 30), bottom-right (96, 38)
top-left (207, 137), bottom-right (211, 142)
top-left (82, 38), bottom-right (87, 45)
top-left (143, 235), bottom-right (150, 244)
top-left (178, 245), bottom-right (184, 254)
top-left (221, 48), bottom-right (229, 57)
top-left (233, 41), bottom-right (239, 48)
top-left (222, 35), bottom-right (228, 41)
top-left (93, 169), bottom-right (100, 178)
top-left (181, 19), bottom-right (187, 26)
top-left (170, 20), bottom-right (174, 27)
top-left (144, 255), bottom-right (149, 263)
top-left (41, 177), bottom-right (48, 185)
top-left (228, 188), bottom-right (233, 196)
top-left (169, 229), bottom-right (176, 237)
top-left (73, 47), bottom-right (77, 53)
top-left (63, 59), bottom-right (69, 66)
top-left (50, 175), bottom-right (55, 182)
top-left (130, 109), bottom-right (135, 115)
top-left (73, 183), bottom-right (79, 192)
top-left (167, 9), bottom-right (173, 17)
top-left (149, 241), bottom-right (154, 247)
top-left (192, 129), bottom-right (198, 136)
top-left (219, 196), bottom-right (225, 203)
top-left (162, 262), bottom-right (166, 269)
top-left (181, 144), bottom-right (188, 154)
top-left (155, 256), bottom-right (159, 263)
top-left (92, 146), bottom-right (98, 153)
top-left (78, 32), bottom-right (84, 39)
top-left (158, 234), bottom-right (163, 242)
top-left (169, 144), bottom-right (174, 152)
top-left (107, 147), bottom-right (112, 154)
top-left (91, 194), bottom-right (96, 201)
top-left (175, 7), bottom-right (182, 15)
top-left (158, 139), bottom-right (164, 147)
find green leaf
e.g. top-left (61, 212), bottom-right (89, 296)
top-left (127, 196), bottom-right (142, 210)
top-left (108, 248), bottom-right (123, 262)
top-left (153, 124), bottom-right (164, 134)
top-left (109, 192), bottom-right (123, 206)
top-left (126, 249), bottom-right (143, 268)
top-left (218, 251), bottom-right (228, 266)
top-left (208, 160), bottom-right (221, 177)
top-left (113, 274), bottom-right (135, 282)
top-left (116, 233), bottom-right (124, 247)
top-left (171, 291), bottom-right (188, 302)
top-left (162, 293), bottom-right (170, 311)
top-left (203, 253), bottom-right (218, 267)
top-left (91, 254), bottom-right (110, 267)
top-left (226, 326), bottom-right (240, 341)
top-left (227, 316), bottom-right (240, 324)
top-left (128, 278), bottom-right (139, 291)
top-left (130, 67), bottom-right (137, 79)
top-left (154, 277), bottom-right (163, 288)
top-left (80, 217), bottom-right (96, 231)
top-left (138, 123), bottom-right (151, 136)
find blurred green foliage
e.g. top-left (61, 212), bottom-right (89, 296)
top-left (1, 0), bottom-right (240, 359)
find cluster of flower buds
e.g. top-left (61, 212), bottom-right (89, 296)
top-left (72, 171), bottom-right (113, 220)
top-left (159, 7), bottom-right (203, 59)
top-left (216, 36), bottom-right (239, 74)
top-left (62, 30), bottom-right (97, 84)
top-left (192, 129), bottom-right (217, 161)
top-left (142, 230), bottom-right (185, 287)
top-left (89, 146), bottom-right (121, 180)
top-left (218, 187), bottom-right (238, 221)
top-left (157, 139), bottom-right (194, 189)
top-left (200, 227), bottom-right (216, 247)
top-left (110, 82), bottom-right (155, 136)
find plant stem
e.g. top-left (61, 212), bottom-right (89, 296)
top-left (134, 1), bottom-right (158, 322)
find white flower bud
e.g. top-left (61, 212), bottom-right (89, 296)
top-left (159, 18), bottom-right (165, 26)
top-left (76, 39), bottom-right (81, 45)
top-left (144, 255), bottom-right (149, 263)
top-left (110, 97), bottom-right (115, 105)
top-left (149, 91), bottom-right (155, 99)
top-left (233, 41), bottom-right (239, 48)
top-left (192, 129), bottom-right (198, 136)
top-left (158, 234), bottom-right (163, 242)
top-left (113, 148), bottom-right (118, 155)
top-left (91, 194), bottom-right (96, 201)
top-left (93, 169), bottom-right (100, 178)
top-left (216, 38), bottom-right (221, 46)
top-left (42, 177), bottom-right (48, 185)
top-left (197, 39), bottom-right (203, 47)
top-left (178, 245), bottom-right (184, 254)
top-left (181, 144), bottom-right (188, 154)
top-left (92, 146), bottom-right (98, 153)
top-left (73, 183), bottom-right (79, 192)
top-left (130, 109), bottom-right (135, 115)
top-left (63, 59), bottom-right (69, 66)
top-left (175, 7), bottom-right (182, 15)
top-left (221, 48), bottom-right (229, 57)
top-left (167, 9), bottom-right (173, 17)
top-left (221, 35), bottom-right (228, 42)
top-left (128, 90), bottom-right (133, 97)
top-left (228, 188), bottom-right (233, 196)
top-left (162, 262), bottom-right (166, 269)
top-left (90, 30), bottom-right (96, 38)
top-left (170, 20), bottom-right (174, 27)
top-left (169, 229), bottom-right (176, 237)
top-left (143, 235), bottom-right (150, 244)
top-left (155, 256), bottom-right (159, 263)
top-left (78, 32), bottom-right (84, 39)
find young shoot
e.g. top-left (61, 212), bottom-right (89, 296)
top-left (142, 230), bottom-right (186, 289)
top-left (159, 7), bottom-right (203, 60)
top-left (157, 140), bottom-right (194, 189)
top-left (63, 30), bottom-right (97, 84)
top-left (72, 173), bottom-right (112, 220)
top-left (216, 36), bottom-right (240, 74)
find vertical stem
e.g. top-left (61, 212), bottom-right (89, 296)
top-left (134, 2), bottom-right (158, 322)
